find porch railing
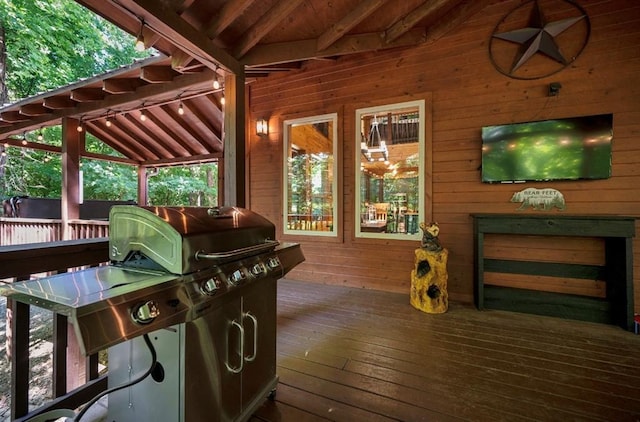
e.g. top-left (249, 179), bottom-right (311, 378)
top-left (0, 218), bottom-right (109, 246)
top-left (1, 223), bottom-right (111, 420)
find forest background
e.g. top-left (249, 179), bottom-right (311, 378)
top-left (0, 0), bottom-right (218, 209)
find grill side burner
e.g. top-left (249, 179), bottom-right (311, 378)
top-left (1, 206), bottom-right (304, 421)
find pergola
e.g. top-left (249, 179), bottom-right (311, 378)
top-left (0, 0), bottom-right (480, 209)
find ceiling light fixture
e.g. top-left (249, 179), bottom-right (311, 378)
top-left (178, 102), bottom-right (184, 115)
top-left (220, 93), bottom-right (225, 106)
top-left (106, 116), bottom-right (112, 127)
top-left (361, 115), bottom-right (388, 162)
top-left (135, 20), bottom-right (145, 52)
top-left (140, 110), bottom-right (147, 121)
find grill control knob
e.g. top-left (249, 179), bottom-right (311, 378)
top-left (267, 257), bottom-right (280, 270)
top-left (201, 277), bottom-right (220, 295)
top-left (228, 269), bottom-right (246, 286)
top-left (250, 263), bottom-right (265, 276)
top-left (132, 300), bottom-right (160, 324)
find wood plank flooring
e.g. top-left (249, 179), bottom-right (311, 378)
top-left (251, 279), bottom-right (640, 422)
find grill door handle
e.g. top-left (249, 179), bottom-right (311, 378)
top-left (195, 240), bottom-right (280, 261)
top-left (226, 320), bottom-right (244, 374)
top-left (243, 312), bottom-right (258, 362)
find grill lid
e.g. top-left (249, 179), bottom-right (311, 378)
top-left (109, 206), bottom-right (277, 274)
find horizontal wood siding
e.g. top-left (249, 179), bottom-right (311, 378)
top-left (247, 0), bottom-right (640, 312)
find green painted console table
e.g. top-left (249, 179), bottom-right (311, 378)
top-left (472, 214), bottom-right (636, 331)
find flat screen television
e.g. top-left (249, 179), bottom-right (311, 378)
top-left (481, 114), bottom-right (613, 183)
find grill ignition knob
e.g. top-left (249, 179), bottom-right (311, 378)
top-left (267, 257), bottom-right (281, 270)
top-left (228, 269), bottom-right (246, 286)
top-left (201, 277), bottom-right (220, 295)
top-left (250, 263), bottom-right (265, 276)
top-left (132, 301), bottom-right (160, 324)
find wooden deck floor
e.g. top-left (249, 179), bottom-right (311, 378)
top-left (251, 279), bottom-right (640, 422)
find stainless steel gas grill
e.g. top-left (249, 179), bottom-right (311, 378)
top-left (2, 205), bottom-right (304, 422)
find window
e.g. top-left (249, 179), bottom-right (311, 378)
top-left (283, 113), bottom-right (338, 236)
top-left (355, 100), bottom-right (425, 240)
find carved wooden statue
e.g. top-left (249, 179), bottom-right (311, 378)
top-left (411, 222), bottom-right (449, 313)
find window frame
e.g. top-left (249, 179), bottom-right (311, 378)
top-left (283, 112), bottom-right (339, 237)
top-left (354, 99), bottom-right (426, 241)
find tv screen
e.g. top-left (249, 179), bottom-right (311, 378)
top-left (481, 114), bottom-right (613, 183)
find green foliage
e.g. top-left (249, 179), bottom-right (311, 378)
top-left (0, 1), bottom-right (220, 208)
top-left (0, 0), bottom-right (150, 101)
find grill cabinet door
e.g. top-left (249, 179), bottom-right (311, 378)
top-left (240, 277), bottom-right (277, 411)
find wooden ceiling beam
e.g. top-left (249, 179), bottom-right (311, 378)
top-left (157, 104), bottom-right (212, 154)
top-left (19, 104), bottom-right (51, 117)
top-left (115, 0), bottom-right (243, 75)
top-left (234, 0), bottom-right (305, 58)
top-left (119, 114), bottom-right (174, 159)
top-left (0, 111), bottom-right (30, 123)
top-left (423, 0), bottom-right (487, 44)
top-left (317, 0), bottom-right (388, 51)
top-left (103, 78), bottom-right (146, 94)
top-left (71, 88), bottom-right (106, 102)
top-left (142, 109), bottom-right (202, 156)
top-left (182, 99), bottom-right (222, 146)
top-left (43, 96), bottom-right (77, 110)
top-left (383, 0), bottom-right (452, 43)
top-left (85, 123), bottom-right (146, 162)
top-left (241, 28), bottom-right (426, 67)
top-left (141, 66), bottom-right (179, 83)
top-left (0, 69), bottom-right (214, 137)
top-left (204, 0), bottom-right (254, 39)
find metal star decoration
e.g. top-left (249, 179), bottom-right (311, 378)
top-left (489, 0), bottom-right (590, 79)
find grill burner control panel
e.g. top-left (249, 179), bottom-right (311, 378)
top-left (125, 252), bottom-right (286, 327)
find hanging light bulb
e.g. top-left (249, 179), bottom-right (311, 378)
top-left (213, 66), bottom-right (220, 89)
top-left (106, 116), bottom-right (112, 127)
top-left (178, 102), bottom-right (184, 115)
top-left (140, 110), bottom-right (147, 121)
top-left (135, 21), bottom-right (145, 52)
top-left (77, 123), bottom-right (83, 132)
top-left (37, 130), bottom-right (43, 141)
top-left (220, 93), bottom-right (225, 106)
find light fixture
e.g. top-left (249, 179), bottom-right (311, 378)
top-left (213, 66), bottom-right (220, 89)
top-left (135, 21), bottom-right (145, 52)
top-left (140, 109), bottom-right (147, 121)
top-left (178, 102), bottom-right (184, 115)
top-left (77, 124), bottom-right (83, 132)
top-left (220, 93), bottom-right (225, 106)
top-left (256, 118), bottom-right (268, 136)
top-left (37, 130), bottom-right (43, 141)
top-left (361, 115), bottom-right (388, 162)
top-left (106, 116), bottom-right (112, 127)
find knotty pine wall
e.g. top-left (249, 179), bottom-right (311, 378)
top-left (246, 0), bottom-right (640, 310)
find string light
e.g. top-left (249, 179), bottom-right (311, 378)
top-left (37, 130), bottom-right (43, 141)
top-left (77, 123), bottom-right (83, 132)
top-left (135, 21), bottom-right (145, 52)
top-left (220, 93), bottom-right (225, 106)
top-left (106, 116), bottom-right (112, 127)
top-left (213, 66), bottom-right (220, 90)
top-left (140, 110), bottom-right (147, 121)
top-left (178, 102), bottom-right (184, 115)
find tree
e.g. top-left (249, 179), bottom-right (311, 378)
top-left (0, 0), bottom-right (219, 208)
top-left (0, 0), bottom-right (150, 103)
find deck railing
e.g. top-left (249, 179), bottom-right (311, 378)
top-left (0, 218), bottom-right (109, 246)
top-left (0, 221), bottom-right (111, 421)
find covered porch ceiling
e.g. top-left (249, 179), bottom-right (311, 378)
top-left (0, 0), bottom-right (481, 167)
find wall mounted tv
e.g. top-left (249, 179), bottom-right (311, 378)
top-left (481, 114), bottom-right (613, 183)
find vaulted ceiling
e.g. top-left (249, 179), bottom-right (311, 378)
top-left (0, 0), bottom-right (483, 167)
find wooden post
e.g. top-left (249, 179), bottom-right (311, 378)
top-left (223, 73), bottom-right (246, 207)
top-left (60, 117), bottom-right (85, 391)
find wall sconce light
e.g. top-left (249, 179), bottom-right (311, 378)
top-left (256, 118), bottom-right (269, 136)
